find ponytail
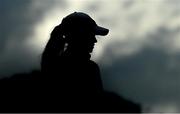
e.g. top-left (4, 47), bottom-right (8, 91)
top-left (41, 24), bottom-right (66, 72)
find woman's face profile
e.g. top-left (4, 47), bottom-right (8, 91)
top-left (67, 31), bottom-right (97, 53)
top-left (87, 33), bottom-right (97, 53)
top-left (79, 31), bottom-right (97, 53)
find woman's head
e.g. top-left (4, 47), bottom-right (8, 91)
top-left (41, 12), bottom-right (109, 70)
top-left (50, 12), bottom-right (109, 55)
top-left (61, 12), bottom-right (109, 53)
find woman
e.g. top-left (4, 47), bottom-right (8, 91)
top-left (41, 12), bottom-right (109, 105)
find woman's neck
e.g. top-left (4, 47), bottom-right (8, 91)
top-left (64, 48), bottom-right (91, 60)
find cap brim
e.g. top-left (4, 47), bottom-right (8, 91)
top-left (94, 26), bottom-right (109, 36)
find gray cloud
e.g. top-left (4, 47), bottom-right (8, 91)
top-left (101, 46), bottom-right (180, 101)
top-left (145, 26), bottom-right (180, 51)
top-left (98, 26), bottom-right (180, 112)
top-left (0, 0), bottom-right (67, 77)
top-left (0, 0), bottom-right (67, 50)
top-left (0, 0), bottom-right (32, 51)
top-left (122, 0), bottom-right (135, 9)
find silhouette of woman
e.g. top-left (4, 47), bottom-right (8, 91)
top-left (41, 12), bottom-right (109, 110)
top-left (41, 12), bottom-right (108, 93)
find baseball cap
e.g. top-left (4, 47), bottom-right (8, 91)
top-left (61, 12), bottom-right (109, 36)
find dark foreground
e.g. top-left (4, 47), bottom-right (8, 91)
top-left (0, 70), bottom-right (141, 113)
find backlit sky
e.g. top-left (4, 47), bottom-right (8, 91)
top-left (1, 0), bottom-right (180, 112)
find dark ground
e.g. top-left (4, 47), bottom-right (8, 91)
top-left (0, 70), bottom-right (141, 113)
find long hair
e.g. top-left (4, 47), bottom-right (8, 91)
top-left (41, 24), bottom-right (66, 72)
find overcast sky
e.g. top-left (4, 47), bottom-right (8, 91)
top-left (1, 0), bottom-right (180, 112)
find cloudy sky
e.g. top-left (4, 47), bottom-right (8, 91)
top-left (1, 0), bottom-right (180, 112)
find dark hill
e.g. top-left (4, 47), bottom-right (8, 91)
top-left (0, 70), bottom-right (141, 113)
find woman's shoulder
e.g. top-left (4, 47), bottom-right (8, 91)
top-left (88, 60), bottom-right (100, 69)
top-left (89, 60), bottom-right (97, 65)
